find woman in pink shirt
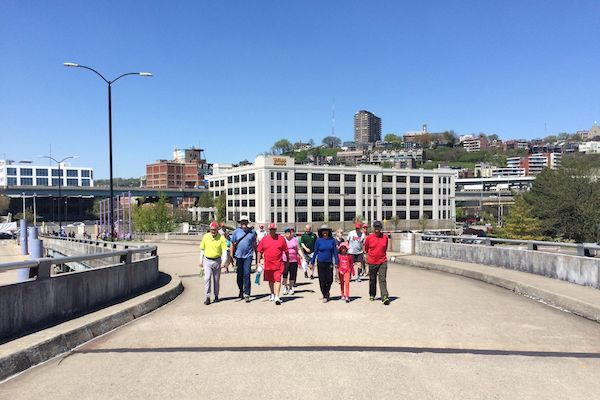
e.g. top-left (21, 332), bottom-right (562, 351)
top-left (282, 227), bottom-right (302, 295)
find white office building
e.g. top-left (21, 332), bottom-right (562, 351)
top-left (207, 156), bottom-right (455, 231)
top-left (579, 141), bottom-right (600, 154)
top-left (0, 160), bottom-right (94, 187)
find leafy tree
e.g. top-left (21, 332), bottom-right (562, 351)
top-left (384, 133), bottom-right (402, 143)
top-left (558, 132), bottom-right (570, 141)
top-left (132, 193), bottom-right (175, 232)
top-left (456, 207), bottom-right (465, 221)
top-left (15, 208), bottom-right (34, 224)
top-left (95, 178), bottom-right (142, 188)
top-left (271, 139), bottom-right (293, 155)
top-left (0, 195), bottom-right (10, 213)
top-left (497, 196), bottom-right (543, 240)
top-left (173, 207), bottom-right (193, 224)
top-left (488, 134), bottom-right (499, 141)
top-left (524, 157), bottom-right (600, 242)
top-left (214, 194), bottom-right (226, 222)
top-left (381, 161), bottom-right (394, 168)
top-left (390, 215), bottom-right (400, 231)
top-left (418, 215), bottom-right (430, 232)
top-left (154, 194), bottom-right (174, 232)
top-left (322, 136), bottom-right (342, 148)
top-left (198, 192), bottom-right (214, 208)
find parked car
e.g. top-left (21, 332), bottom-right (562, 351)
top-left (0, 232), bottom-right (15, 240)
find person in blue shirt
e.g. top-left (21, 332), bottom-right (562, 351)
top-left (230, 215), bottom-right (258, 303)
top-left (311, 224), bottom-right (338, 303)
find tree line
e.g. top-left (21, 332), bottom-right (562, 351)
top-left (498, 154), bottom-right (600, 243)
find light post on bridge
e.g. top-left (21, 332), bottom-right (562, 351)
top-left (38, 155), bottom-right (78, 234)
top-left (64, 62), bottom-right (152, 241)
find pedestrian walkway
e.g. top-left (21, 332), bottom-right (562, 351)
top-left (2, 242), bottom-right (600, 399)
top-left (395, 254), bottom-right (600, 322)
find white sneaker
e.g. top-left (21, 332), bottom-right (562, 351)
top-left (288, 288), bottom-right (294, 295)
top-left (269, 294), bottom-right (275, 301)
top-left (275, 297), bottom-right (281, 305)
top-left (282, 286), bottom-right (288, 295)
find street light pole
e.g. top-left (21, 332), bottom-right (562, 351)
top-left (64, 62), bottom-right (152, 241)
top-left (38, 155), bottom-right (77, 234)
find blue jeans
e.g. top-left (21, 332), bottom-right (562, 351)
top-left (236, 257), bottom-right (253, 296)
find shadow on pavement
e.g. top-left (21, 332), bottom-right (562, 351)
top-left (281, 296), bottom-right (304, 303)
top-left (291, 289), bottom-right (315, 294)
top-left (71, 346), bottom-right (600, 359)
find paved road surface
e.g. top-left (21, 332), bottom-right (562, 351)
top-left (2, 242), bottom-right (600, 399)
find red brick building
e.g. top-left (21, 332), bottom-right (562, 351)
top-left (145, 148), bottom-right (212, 207)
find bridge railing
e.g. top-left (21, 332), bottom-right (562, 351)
top-left (0, 237), bottom-right (160, 342)
top-left (420, 234), bottom-right (600, 257)
top-left (0, 244), bottom-right (157, 279)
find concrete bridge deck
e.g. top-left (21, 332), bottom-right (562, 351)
top-left (2, 242), bottom-right (600, 399)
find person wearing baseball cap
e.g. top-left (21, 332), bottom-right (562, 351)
top-left (256, 223), bottom-right (289, 305)
top-left (199, 221), bottom-right (228, 305)
top-left (363, 220), bottom-right (391, 305)
top-left (230, 215), bottom-right (257, 303)
top-left (347, 222), bottom-right (367, 282)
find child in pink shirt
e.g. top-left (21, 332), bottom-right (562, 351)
top-left (337, 243), bottom-right (354, 303)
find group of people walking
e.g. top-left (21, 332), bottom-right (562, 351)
top-left (198, 216), bottom-right (391, 306)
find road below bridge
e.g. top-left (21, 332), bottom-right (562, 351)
top-left (2, 242), bottom-right (600, 399)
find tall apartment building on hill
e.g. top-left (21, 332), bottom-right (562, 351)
top-left (354, 110), bottom-right (381, 144)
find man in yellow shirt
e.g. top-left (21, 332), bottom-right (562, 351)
top-left (199, 221), bottom-right (228, 305)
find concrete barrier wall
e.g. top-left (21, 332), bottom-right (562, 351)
top-left (415, 240), bottom-right (600, 289)
top-left (0, 257), bottom-right (159, 341)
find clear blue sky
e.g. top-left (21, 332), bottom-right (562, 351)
top-left (2, 1), bottom-right (599, 178)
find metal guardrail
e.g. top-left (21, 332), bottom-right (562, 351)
top-left (419, 234), bottom-right (600, 257)
top-left (0, 238), bottom-right (157, 280)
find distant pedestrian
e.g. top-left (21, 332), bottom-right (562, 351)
top-left (364, 220), bottom-right (390, 305)
top-left (199, 221), bottom-right (228, 305)
top-left (361, 223), bottom-right (369, 276)
top-left (347, 222), bottom-right (366, 282)
top-left (256, 224), bottom-right (267, 243)
top-left (255, 224), bottom-right (267, 266)
top-left (224, 232), bottom-right (233, 273)
top-left (230, 215), bottom-right (257, 303)
top-left (333, 228), bottom-right (345, 283)
top-left (337, 242), bottom-right (354, 302)
top-left (311, 224), bottom-right (338, 303)
top-left (282, 227), bottom-right (302, 295)
top-left (299, 224), bottom-right (317, 279)
top-left (334, 228), bottom-right (345, 246)
top-left (256, 223), bottom-right (289, 305)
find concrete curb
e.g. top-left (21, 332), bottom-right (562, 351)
top-left (0, 275), bottom-right (184, 382)
top-left (391, 256), bottom-right (600, 324)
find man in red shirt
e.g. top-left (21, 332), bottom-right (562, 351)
top-left (256, 223), bottom-right (289, 305)
top-left (364, 220), bottom-right (390, 305)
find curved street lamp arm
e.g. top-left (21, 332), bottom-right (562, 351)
top-left (40, 155), bottom-right (59, 164)
top-left (111, 72), bottom-right (144, 84)
top-left (76, 65), bottom-right (110, 84)
top-left (39, 155), bottom-right (76, 164)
